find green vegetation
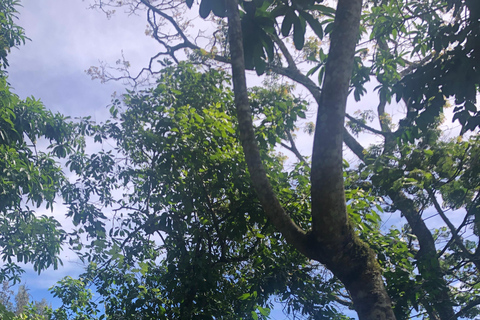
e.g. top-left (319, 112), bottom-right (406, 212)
top-left (2, 0), bottom-right (480, 319)
top-left (0, 282), bottom-right (52, 320)
top-left (0, 0), bottom-right (75, 284)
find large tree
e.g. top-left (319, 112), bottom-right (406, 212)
top-left (51, 0), bottom-right (480, 319)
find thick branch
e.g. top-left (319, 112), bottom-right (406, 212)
top-left (388, 190), bottom-right (454, 320)
top-left (343, 128), bottom-right (366, 161)
top-left (376, 96), bottom-right (390, 133)
top-left (310, 0), bottom-right (362, 234)
top-left (225, 0), bottom-right (309, 254)
top-left (267, 63), bottom-right (322, 103)
top-left (451, 296), bottom-right (480, 320)
top-left (307, 0), bottom-right (396, 318)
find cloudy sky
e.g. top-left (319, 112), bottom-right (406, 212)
top-left (7, 0), bottom-right (157, 310)
top-left (5, 0), bottom-right (465, 317)
top-left (5, 2), bottom-right (351, 317)
top-left (0, 0), bottom-right (403, 315)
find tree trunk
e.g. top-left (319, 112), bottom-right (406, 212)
top-left (225, 0), bottom-right (396, 318)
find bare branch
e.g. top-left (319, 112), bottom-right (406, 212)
top-left (345, 113), bottom-right (390, 136)
top-left (280, 130), bottom-right (307, 163)
top-left (428, 188), bottom-right (480, 270)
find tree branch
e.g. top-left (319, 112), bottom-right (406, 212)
top-left (333, 295), bottom-right (354, 308)
top-left (280, 130), bottom-right (307, 163)
top-left (388, 189), bottom-right (455, 319)
top-left (345, 113), bottom-right (391, 136)
top-left (270, 32), bottom-right (298, 70)
top-left (225, 0), bottom-right (309, 255)
top-left (343, 128), bottom-right (366, 161)
top-left (310, 0), bottom-right (362, 234)
top-left (427, 188), bottom-right (480, 270)
top-left (267, 63), bottom-right (322, 104)
top-left (450, 297), bottom-right (480, 320)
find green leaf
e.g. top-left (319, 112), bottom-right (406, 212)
top-left (281, 9), bottom-right (296, 37)
top-left (306, 64), bottom-right (320, 77)
top-left (239, 293), bottom-right (251, 300)
top-left (199, 0), bottom-right (212, 19)
top-left (324, 21), bottom-right (335, 35)
top-left (293, 16), bottom-right (305, 50)
top-left (299, 10), bottom-right (324, 40)
top-left (211, 0), bottom-right (227, 18)
top-left (257, 306), bottom-right (270, 316)
top-left (254, 54), bottom-right (266, 76)
top-left (318, 66), bottom-right (325, 86)
top-left (259, 30), bottom-right (274, 62)
top-left (311, 4), bottom-right (336, 16)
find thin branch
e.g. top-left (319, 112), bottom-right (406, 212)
top-left (428, 190), bottom-right (473, 254)
top-left (270, 32), bottom-right (298, 70)
top-left (345, 113), bottom-right (390, 136)
top-left (280, 130), bottom-right (307, 163)
top-left (400, 53), bottom-right (435, 77)
top-left (333, 295), bottom-right (354, 308)
top-left (141, 0), bottom-right (192, 45)
top-left (428, 189), bottom-right (480, 270)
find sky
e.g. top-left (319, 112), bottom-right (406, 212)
top-left (5, 1), bottom-right (312, 318)
top-left (3, 0), bottom-right (469, 318)
top-left (4, 2), bottom-right (357, 317)
top-left (7, 0), bottom-right (158, 311)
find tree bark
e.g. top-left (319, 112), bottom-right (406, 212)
top-left (308, 0), bottom-right (395, 318)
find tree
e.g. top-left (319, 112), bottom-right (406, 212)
top-left (53, 63), bottom-right (479, 319)
top-left (0, 281), bottom-right (14, 313)
top-left (50, 0), bottom-right (480, 319)
top-left (0, 0), bottom-right (79, 284)
top-left (0, 0), bottom-right (27, 71)
top-left (0, 282), bottom-right (53, 320)
top-left (56, 64), bottom-right (348, 319)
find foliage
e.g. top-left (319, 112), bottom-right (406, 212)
top-left (54, 63), bottom-right (361, 319)
top-left (347, 130), bottom-right (480, 319)
top-left (56, 61), bottom-right (480, 319)
top-left (4, 0), bottom-right (480, 318)
top-left (0, 0), bottom-right (27, 71)
top-left (0, 282), bottom-right (53, 320)
top-left (0, 0), bottom-right (76, 284)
